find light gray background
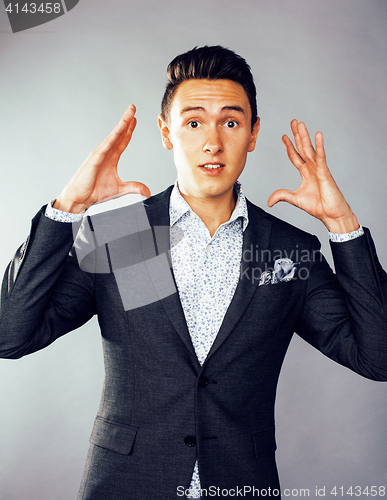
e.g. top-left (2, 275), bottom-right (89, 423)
top-left (0, 1), bottom-right (386, 498)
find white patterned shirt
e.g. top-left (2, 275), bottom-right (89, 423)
top-left (169, 181), bottom-right (248, 498)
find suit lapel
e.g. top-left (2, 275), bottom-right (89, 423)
top-left (205, 202), bottom-right (273, 362)
top-left (144, 190), bottom-right (273, 365)
top-left (144, 187), bottom-right (199, 364)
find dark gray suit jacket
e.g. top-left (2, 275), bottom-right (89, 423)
top-left (1, 186), bottom-right (387, 499)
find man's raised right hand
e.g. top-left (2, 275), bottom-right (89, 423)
top-left (54, 104), bottom-right (151, 214)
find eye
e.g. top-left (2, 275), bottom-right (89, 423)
top-left (225, 120), bottom-right (238, 128)
top-left (188, 120), bottom-right (201, 128)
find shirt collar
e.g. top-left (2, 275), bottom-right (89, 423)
top-left (169, 180), bottom-right (249, 232)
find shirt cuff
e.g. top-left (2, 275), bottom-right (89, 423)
top-left (45, 200), bottom-right (84, 223)
top-left (329, 225), bottom-right (364, 242)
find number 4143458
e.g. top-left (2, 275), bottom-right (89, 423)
top-left (5, 3), bottom-right (62, 14)
top-left (330, 486), bottom-right (385, 496)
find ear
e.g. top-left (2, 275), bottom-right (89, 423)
top-left (247, 117), bottom-right (260, 153)
top-left (158, 114), bottom-right (173, 150)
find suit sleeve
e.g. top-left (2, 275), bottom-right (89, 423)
top-left (296, 228), bottom-right (387, 381)
top-left (0, 207), bottom-right (97, 359)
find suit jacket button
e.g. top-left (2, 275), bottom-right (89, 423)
top-left (198, 377), bottom-right (209, 388)
top-left (184, 435), bottom-right (196, 447)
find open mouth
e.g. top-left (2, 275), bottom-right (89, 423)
top-left (200, 164), bottom-right (225, 170)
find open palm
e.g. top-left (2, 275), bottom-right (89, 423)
top-left (268, 120), bottom-right (359, 233)
top-left (55, 105), bottom-right (151, 214)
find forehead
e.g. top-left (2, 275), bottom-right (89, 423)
top-left (170, 79), bottom-right (251, 115)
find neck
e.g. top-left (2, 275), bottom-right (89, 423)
top-left (178, 185), bottom-right (237, 237)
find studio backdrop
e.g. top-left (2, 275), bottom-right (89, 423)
top-left (0, 1), bottom-right (386, 499)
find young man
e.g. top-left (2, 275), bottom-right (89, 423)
top-left (1, 46), bottom-right (386, 499)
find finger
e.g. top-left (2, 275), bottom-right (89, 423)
top-left (315, 131), bottom-right (326, 165)
top-left (282, 135), bottom-right (305, 170)
top-left (111, 104), bottom-right (136, 140)
top-left (290, 119), bottom-right (305, 158)
top-left (99, 105), bottom-right (137, 154)
top-left (123, 103), bottom-right (136, 117)
top-left (298, 122), bottom-right (316, 161)
top-left (117, 181), bottom-right (151, 199)
top-left (290, 119), bottom-right (299, 139)
top-left (313, 131), bottom-right (333, 183)
top-left (115, 117), bottom-right (137, 156)
top-left (267, 188), bottom-right (297, 208)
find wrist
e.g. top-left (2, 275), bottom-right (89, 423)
top-left (54, 196), bottom-right (87, 214)
top-left (323, 212), bottom-right (359, 234)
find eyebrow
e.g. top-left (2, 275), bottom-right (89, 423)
top-left (180, 105), bottom-right (246, 115)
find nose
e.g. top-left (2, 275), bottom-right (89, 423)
top-left (203, 127), bottom-right (223, 155)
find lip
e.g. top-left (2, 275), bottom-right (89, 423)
top-left (199, 162), bottom-right (225, 168)
top-left (198, 163), bottom-right (226, 176)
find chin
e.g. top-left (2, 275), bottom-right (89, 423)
top-left (200, 184), bottom-right (233, 198)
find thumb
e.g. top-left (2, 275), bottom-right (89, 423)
top-left (267, 189), bottom-right (297, 208)
top-left (117, 181), bottom-right (151, 199)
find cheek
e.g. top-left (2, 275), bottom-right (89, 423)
top-left (172, 143), bottom-right (197, 172)
top-left (229, 140), bottom-right (250, 163)
top-left (172, 136), bottom-right (197, 161)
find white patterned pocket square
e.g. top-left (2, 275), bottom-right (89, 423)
top-left (258, 258), bottom-right (299, 286)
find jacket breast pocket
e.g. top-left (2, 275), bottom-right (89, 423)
top-left (90, 416), bottom-right (137, 455)
top-left (252, 427), bottom-right (277, 459)
top-left (250, 281), bottom-right (294, 328)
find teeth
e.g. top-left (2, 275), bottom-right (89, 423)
top-left (202, 164), bottom-right (223, 169)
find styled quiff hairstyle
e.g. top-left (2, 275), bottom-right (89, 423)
top-left (161, 45), bottom-right (258, 130)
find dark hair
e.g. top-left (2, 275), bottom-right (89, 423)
top-left (161, 45), bottom-right (258, 130)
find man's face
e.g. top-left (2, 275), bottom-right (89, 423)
top-left (158, 79), bottom-right (260, 201)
